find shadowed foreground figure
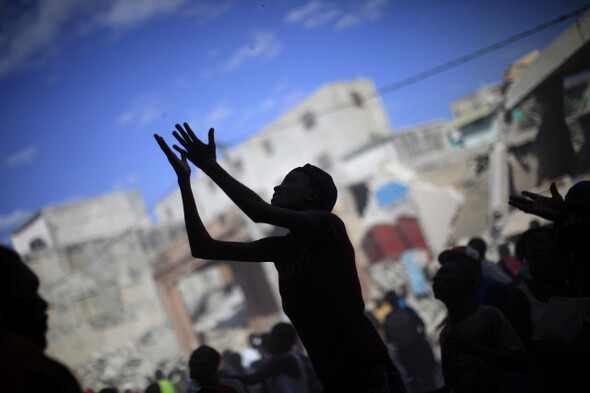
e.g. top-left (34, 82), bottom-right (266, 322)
top-left (0, 245), bottom-right (82, 393)
top-left (155, 123), bottom-right (406, 393)
top-left (188, 345), bottom-right (247, 393)
top-left (429, 247), bottom-right (527, 393)
top-left (225, 322), bottom-right (310, 393)
top-left (509, 181), bottom-right (590, 391)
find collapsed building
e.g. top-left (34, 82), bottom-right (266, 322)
top-left (10, 9), bottom-right (590, 390)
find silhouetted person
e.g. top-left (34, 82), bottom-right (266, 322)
top-left (511, 227), bottom-right (566, 351)
top-left (188, 345), bottom-right (247, 393)
top-left (510, 181), bottom-right (590, 296)
top-left (431, 247), bottom-right (527, 393)
top-left (383, 291), bottom-right (436, 392)
top-left (247, 333), bottom-right (273, 393)
top-left (468, 237), bottom-right (513, 285)
top-left (510, 181), bottom-right (590, 391)
top-left (0, 245), bottom-right (82, 393)
top-left (155, 123), bottom-right (406, 393)
top-left (228, 322), bottom-right (309, 393)
top-left (221, 351), bottom-right (246, 375)
top-left (510, 226), bottom-right (567, 392)
top-left (459, 243), bottom-right (514, 318)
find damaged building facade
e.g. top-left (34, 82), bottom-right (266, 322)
top-left (10, 190), bottom-right (185, 388)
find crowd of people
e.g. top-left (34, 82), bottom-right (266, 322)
top-left (1, 121), bottom-right (589, 392)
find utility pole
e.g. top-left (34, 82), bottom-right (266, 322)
top-left (489, 103), bottom-right (510, 251)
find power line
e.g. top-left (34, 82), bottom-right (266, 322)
top-left (227, 3), bottom-right (590, 146)
top-left (374, 3), bottom-right (590, 97)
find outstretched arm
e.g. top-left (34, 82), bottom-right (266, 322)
top-left (154, 134), bottom-right (278, 262)
top-left (170, 123), bottom-right (325, 234)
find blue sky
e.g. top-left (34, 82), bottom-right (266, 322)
top-left (0, 0), bottom-right (588, 245)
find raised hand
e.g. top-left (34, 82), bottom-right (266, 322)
top-left (154, 134), bottom-right (191, 180)
top-left (508, 182), bottom-right (567, 222)
top-left (172, 123), bottom-right (216, 169)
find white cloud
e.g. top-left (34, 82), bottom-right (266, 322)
top-left (233, 85), bottom-right (308, 131)
top-left (206, 103), bottom-right (233, 125)
top-left (334, 14), bottom-right (360, 31)
top-left (117, 96), bottom-right (166, 127)
top-left (0, 0), bottom-right (81, 79)
top-left (285, 1), bottom-right (341, 29)
top-left (362, 0), bottom-right (389, 20)
top-left (202, 31), bottom-right (282, 78)
top-left (285, 0), bottom-right (389, 31)
top-left (112, 172), bottom-right (139, 190)
top-left (184, 1), bottom-right (233, 26)
top-left (0, 0), bottom-right (230, 80)
top-left (0, 209), bottom-right (31, 233)
top-left (94, 0), bottom-right (189, 30)
top-left (2, 145), bottom-right (39, 167)
top-left (285, 1), bottom-right (326, 24)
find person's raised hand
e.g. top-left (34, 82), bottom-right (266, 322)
top-left (172, 123), bottom-right (216, 170)
top-left (508, 182), bottom-right (567, 222)
top-left (154, 134), bottom-right (191, 180)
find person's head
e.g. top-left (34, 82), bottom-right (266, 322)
top-left (269, 322), bottom-right (297, 354)
top-left (154, 370), bottom-right (164, 380)
top-left (257, 332), bottom-right (272, 357)
top-left (384, 290), bottom-right (400, 310)
top-left (221, 350), bottom-right (243, 372)
top-left (189, 345), bottom-right (221, 383)
top-left (467, 237), bottom-right (487, 260)
top-left (565, 180), bottom-right (590, 223)
top-left (434, 247), bottom-right (478, 304)
top-left (271, 164), bottom-right (337, 212)
top-left (0, 246), bottom-right (49, 350)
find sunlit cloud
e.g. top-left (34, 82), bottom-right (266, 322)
top-left (201, 31), bottom-right (282, 78)
top-left (117, 96), bottom-right (167, 128)
top-left (285, 0), bottom-right (389, 31)
top-left (2, 145), bottom-right (39, 167)
top-left (0, 209), bottom-right (31, 234)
